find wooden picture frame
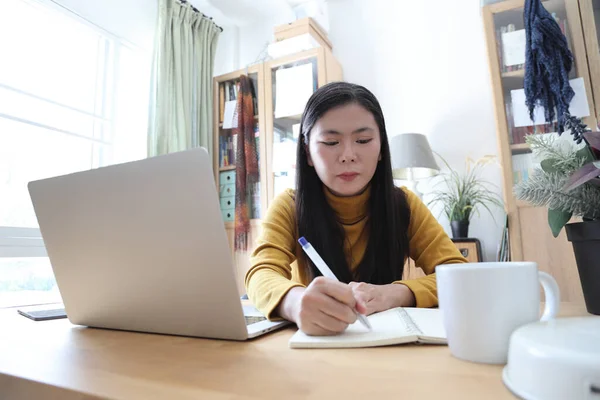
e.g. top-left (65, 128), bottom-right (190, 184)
top-left (451, 238), bottom-right (483, 263)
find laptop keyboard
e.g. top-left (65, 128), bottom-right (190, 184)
top-left (245, 316), bottom-right (267, 325)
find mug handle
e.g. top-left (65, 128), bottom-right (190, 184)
top-left (539, 271), bottom-right (560, 321)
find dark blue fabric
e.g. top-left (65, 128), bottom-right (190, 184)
top-left (524, 0), bottom-right (574, 133)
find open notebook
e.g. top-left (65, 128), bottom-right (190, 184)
top-left (289, 307), bottom-right (447, 349)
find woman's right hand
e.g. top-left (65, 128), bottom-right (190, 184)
top-left (278, 277), bottom-right (368, 336)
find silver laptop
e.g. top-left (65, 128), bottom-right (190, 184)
top-left (27, 147), bottom-right (288, 340)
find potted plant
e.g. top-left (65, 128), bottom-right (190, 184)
top-left (514, 124), bottom-right (600, 315)
top-left (428, 155), bottom-right (503, 239)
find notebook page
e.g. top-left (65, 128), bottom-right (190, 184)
top-left (403, 308), bottom-right (446, 339)
top-left (289, 307), bottom-right (419, 348)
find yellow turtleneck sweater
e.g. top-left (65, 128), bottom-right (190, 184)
top-left (245, 186), bottom-right (467, 319)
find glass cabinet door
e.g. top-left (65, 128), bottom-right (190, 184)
top-left (266, 55), bottom-right (319, 201)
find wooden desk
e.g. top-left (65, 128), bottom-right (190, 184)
top-left (0, 303), bottom-right (588, 400)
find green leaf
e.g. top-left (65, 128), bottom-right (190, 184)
top-left (540, 159), bottom-right (559, 173)
top-left (548, 209), bottom-right (572, 238)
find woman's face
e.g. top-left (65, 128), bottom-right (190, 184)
top-left (307, 103), bottom-right (382, 197)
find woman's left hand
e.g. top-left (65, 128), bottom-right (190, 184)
top-left (348, 282), bottom-right (416, 315)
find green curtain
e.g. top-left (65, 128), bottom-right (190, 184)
top-left (148, 0), bottom-right (220, 158)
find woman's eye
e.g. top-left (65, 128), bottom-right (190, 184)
top-left (321, 141), bottom-right (338, 146)
top-left (357, 139), bottom-right (372, 144)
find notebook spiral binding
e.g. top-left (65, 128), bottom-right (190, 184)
top-left (396, 308), bottom-right (423, 336)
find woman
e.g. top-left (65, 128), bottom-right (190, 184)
top-left (245, 82), bottom-right (466, 336)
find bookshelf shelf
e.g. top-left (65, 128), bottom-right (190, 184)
top-left (219, 165), bottom-right (236, 172)
top-left (510, 143), bottom-right (531, 153)
top-left (501, 69), bottom-right (525, 79)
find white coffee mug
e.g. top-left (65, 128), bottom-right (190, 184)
top-left (436, 262), bottom-right (560, 364)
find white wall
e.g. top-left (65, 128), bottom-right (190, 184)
top-left (215, 10), bottom-right (294, 75)
top-left (214, 26), bottom-right (239, 76)
top-left (238, 11), bottom-right (295, 69)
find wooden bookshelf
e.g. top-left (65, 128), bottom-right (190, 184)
top-left (212, 64), bottom-right (267, 296)
top-left (482, 0), bottom-right (598, 305)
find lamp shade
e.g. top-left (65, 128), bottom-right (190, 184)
top-left (390, 133), bottom-right (440, 180)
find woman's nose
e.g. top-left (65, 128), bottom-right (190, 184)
top-left (339, 144), bottom-right (356, 163)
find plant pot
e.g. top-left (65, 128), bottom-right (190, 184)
top-left (565, 220), bottom-right (600, 315)
top-left (451, 220), bottom-right (469, 238)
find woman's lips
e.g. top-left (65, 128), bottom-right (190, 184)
top-left (338, 172), bottom-right (359, 181)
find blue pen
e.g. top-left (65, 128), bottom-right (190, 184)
top-left (298, 237), bottom-right (372, 331)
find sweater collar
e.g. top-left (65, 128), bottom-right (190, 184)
top-left (323, 185), bottom-right (370, 225)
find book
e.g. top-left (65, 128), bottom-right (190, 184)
top-left (289, 307), bottom-right (446, 349)
top-left (219, 84), bottom-right (225, 123)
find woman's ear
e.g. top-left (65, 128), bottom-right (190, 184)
top-left (378, 153), bottom-right (382, 161)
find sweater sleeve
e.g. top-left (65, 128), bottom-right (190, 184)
top-left (244, 190), bottom-right (305, 320)
top-left (394, 188), bottom-right (468, 308)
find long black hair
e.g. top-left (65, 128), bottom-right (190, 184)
top-left (296, 81), bottom-right (411, 284)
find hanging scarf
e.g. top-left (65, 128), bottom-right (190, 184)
top-left (524, 0), bottom-right (574, 133)
top-left (233, 75), bottom-right (259, 251)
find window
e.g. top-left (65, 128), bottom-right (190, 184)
top-left (0, 0), bottom-right (151, 308)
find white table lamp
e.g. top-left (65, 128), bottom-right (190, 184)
top-left (390, 133), bottom-right (440, 199)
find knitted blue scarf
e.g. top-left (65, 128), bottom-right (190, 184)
top-left (524, 0), bottom-right (574, 133)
